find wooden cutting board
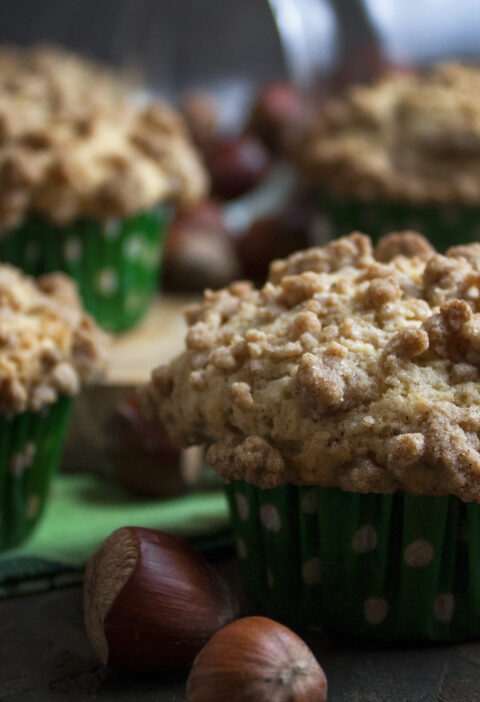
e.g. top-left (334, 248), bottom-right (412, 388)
top-left (106, 294), bottom-right (196, 385)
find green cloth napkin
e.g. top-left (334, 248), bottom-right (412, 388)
top-left (0, 473), bottom-right (230, 597)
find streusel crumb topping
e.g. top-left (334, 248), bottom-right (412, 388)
top-left (301, 63), bottom-right (480, 203)
top-left (0, 45), bottom-right (207, 230)
top-left (144, 231), bottom-right (480, 501)
top-left (0, 265), bottom-right (108, 413)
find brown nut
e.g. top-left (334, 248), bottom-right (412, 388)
top-left (247, 81), bottom-right (306, 153)
top-left (109, 395), bottom-right (187, 498)
top-left (186, 616), bottom-right (328, 701)
top-left (202, 135), bottom-right (270, 201)
top-left (236, 205), bottom-right (310, 283)
top-left (163, 200), bottom-right (241, 291)
top-left (84, 527), bottom-right (238, 673)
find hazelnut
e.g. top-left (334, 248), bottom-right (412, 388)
top-left (202, 135), bottom-right (270, 201)
top-left (109, 395), bottom-right (191, 498)
top-left (186, 616), bottom-right (328, 701)
top-left (163, 200), bottom-right (241, 291)
top-left (236, 205), bottom-right (310, 283)
top-left (84, 527), bottom-right (238, 673)
top-left (247, 81), bottom-right (306, 153)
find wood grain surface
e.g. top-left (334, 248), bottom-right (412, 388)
top-left (1, 560), bottom-right (480, 702)
top-left (106, 294), bottom-right (196, 386)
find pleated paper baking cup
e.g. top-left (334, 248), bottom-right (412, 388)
top-left (226, 481), bottom-right (480, 642)
top-left (0, 396), bottom-right (73, 551)
top-left (317, 192), bottom-right (480, 251)
top-left (0, 208), bottom-right (169, 332)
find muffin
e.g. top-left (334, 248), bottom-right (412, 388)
top-left (0, 45), bottom-right (208, 332)
top-left (301, 63), bottom-right (480, 250)
top-left (0, 265), bottom-right (107, 549)
top-left (144, 231), bottom-right (480, 642)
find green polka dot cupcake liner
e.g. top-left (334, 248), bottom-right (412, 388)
top-left (226, 481), bottom-right (480, 642)
top-left (0, 208), bottom-right (170, 332)
top-left (0, 396), bottom-right (73, 551)
top-left (317, 192), bottom-right (480, 251)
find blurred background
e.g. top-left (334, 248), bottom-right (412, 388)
top-left (4, 0), bottom-right (480, 94)
top-left (3, 0), bottom-right (480, 293)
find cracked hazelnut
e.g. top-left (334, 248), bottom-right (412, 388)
top-left (84, 527), bottom-right (238, 673)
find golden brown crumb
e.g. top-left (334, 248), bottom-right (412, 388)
top-left (0, 45), bottom-right (207, 230)
top-left (206, 436), bottom-right (288, 488)
top-left (300, 63), bottom-right (480, 204)
top-left (0, 265), bottom-right (108, 413)
top-left (375, 232), bottom-right (436, 262)
top-left (145, 231), bottom-right (480, 501)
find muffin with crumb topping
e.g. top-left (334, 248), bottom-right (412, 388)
top-left (301, 63), bottom-right (480, 250)
top-left (144, 230), bottom-right (480, 641)
top-left (0, 45), bottom-right (208, 332)
top-left (0, 264), bottom-right (108, 549)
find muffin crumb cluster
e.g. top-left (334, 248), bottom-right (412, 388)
top-left (301, 63), bottom-right (480, 203)
top-left (145, 231), bottom-right (480, 501)
top-left (0, 266), bottom-right (108, 413)
top-left (0, 45), bottom-right (207, 230)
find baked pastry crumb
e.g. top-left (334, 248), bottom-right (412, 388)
top-left (0, 45), bottom-right (207, 230)
top-left (144, 231), bottom-right (480, 501)
top-left (0, 265), bottom-right (108, 413)
top-left (300, 63), bottom-right (480, 203)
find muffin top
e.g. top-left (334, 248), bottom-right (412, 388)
top-left (144, 231), bottom-right (480, 501)
top-left (301, 63), bottom-right (480, 203)
top-left (0, 45), bottom-right (208, 230)
top-left (0, 265), bottom-right (108, 413)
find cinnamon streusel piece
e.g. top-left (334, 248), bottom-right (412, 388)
top-left (300, 63), bottom-right (480, 204)
top-left (0, 45), bottom-right (207, 230)
top-left (0, 265), bottom-right (108, 413)
top-left (144, 231), bottom-right (480, 502)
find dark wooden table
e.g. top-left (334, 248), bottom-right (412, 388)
top-left (1, 560), bottom-right (480, 702)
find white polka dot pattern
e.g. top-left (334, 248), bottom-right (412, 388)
top-left (224, 480), bottom-right (480, 638)
top-left (434, 593), bottom-right (455, 623)
top-left (352, 525), bottom-right (377, 553)
top-left (96, 268), bottom-right (119, 295)
top-left (10, 442), bottom-right (36, 478)
top-left (235, 492), bottom-right (249, 521)
top-left (124, 292), bottom-right (144, 313)
top-left (302, 558), bottom-right (322, 585)
top-left (404, 539), bottom-right (435, 567)
top-left (364, 597), bottom-right (389, 625)
top-left (260, 503), bottom-right (281, 532)
top-left (104, 219), bottom-right (120, 239)
top-left (124, 235), bottom-right (143, 260)
top-left (143, 244), bottom-right (160, 268)
top-left (64, 238), bottom-right (82, 262)
top-left (301, 489), bottom-right (318, 515)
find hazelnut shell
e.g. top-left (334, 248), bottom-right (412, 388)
top-left (186, 615), bottom-right (328, 701)
top-left (84, 527), bottom-right (237, 673)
